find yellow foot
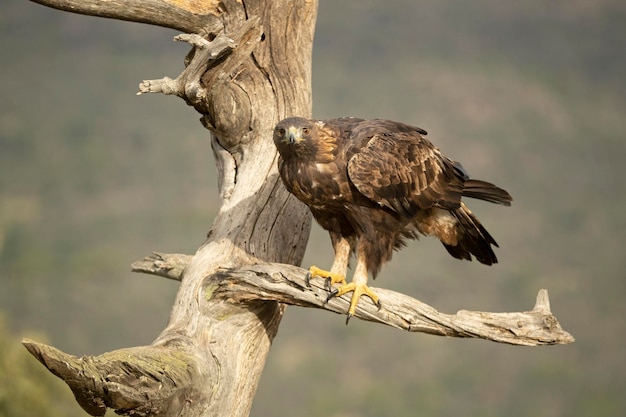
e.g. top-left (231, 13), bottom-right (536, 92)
top-left (305, 265), bottom-right (347, 290)
top-left (327, 282), bottom-right (382, 324)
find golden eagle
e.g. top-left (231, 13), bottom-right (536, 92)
top-left (273, 117), bottom-right (512, 322)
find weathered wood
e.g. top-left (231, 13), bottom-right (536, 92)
top-left (215, 265), bottom-right (573, 346)
top-left (132, 253), bottom-right (575, 346)
top-left (25, 0), bottom-right (317, 416)
top-left (131, 252), bottom-right (191, 281)
top-left (29, 0), bottom-right (223, 35)
top-left (22, 340), bottom-right (200, 416)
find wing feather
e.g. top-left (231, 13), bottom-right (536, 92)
top-left (347, 124), bottom-right (464, 218)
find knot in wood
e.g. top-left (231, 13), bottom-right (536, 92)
top-left (204, 79), bottom-right (251, 150)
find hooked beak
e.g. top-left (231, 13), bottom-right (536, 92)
top-left (287, 126), bottom-right (300, 144)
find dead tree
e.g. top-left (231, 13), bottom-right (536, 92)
top-left (22, 1), bottom-right (574, 416)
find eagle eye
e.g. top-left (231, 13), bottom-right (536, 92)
top-left (277, 128), bottom-right (285, 136)
top-left (302, 127), bottom-right (310, 135)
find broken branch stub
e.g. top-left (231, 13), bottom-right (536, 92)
top-left (22, 339), bottom-right (201, 416)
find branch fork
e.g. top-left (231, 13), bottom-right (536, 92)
top-left (137, 17), bottom-right (261, 113)
top-left (136, 31), bottom-right (232, 106)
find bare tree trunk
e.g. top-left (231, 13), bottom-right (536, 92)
top-left (24, 1), bottom-right (316, 416)
top-left (22, 1), bottom-right (573, 416)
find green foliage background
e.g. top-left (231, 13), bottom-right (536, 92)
top-left (1, 1), bottom-right (624, 416)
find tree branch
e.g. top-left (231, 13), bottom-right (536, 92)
top-left (131, 252), bottom-right (191, 280)
top-left (29, 0), bottom-right (223, 35)
top-left (131, 252), bottom-right (574, 346)
top-left (21, 339), bottom-right (201, 417)
top-left (137, 18), bottom-right (262, 110)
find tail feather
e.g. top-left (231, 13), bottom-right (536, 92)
top-left (443, 203), bottom-right (499, 265)
top-left (463, 179), bottom-right (512, 206)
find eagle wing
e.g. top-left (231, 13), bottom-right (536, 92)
top-left (347, 124), bottom-right (465, 218)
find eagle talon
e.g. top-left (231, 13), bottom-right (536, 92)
top-left (307, 266), bottom-right (347, 289)
top-left (304, 271), bottom-right (312, 287)
top-left (326, 288), bottom-right (339, 303)
top-left (326, 281), bottom-right (381, 322)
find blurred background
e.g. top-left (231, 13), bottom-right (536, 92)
top-left (1, 1), bottom-right (624, 416)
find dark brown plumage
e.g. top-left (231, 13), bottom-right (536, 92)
top-left (273, 116), bottom-right (512, 321)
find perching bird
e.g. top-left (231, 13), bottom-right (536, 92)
top-left (273, 117), bottom-right (512, 322)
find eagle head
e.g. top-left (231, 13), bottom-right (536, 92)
top-left (274, 117), bottom-right (315, 144)
top-left (273, 117), bottom-right (320, 160)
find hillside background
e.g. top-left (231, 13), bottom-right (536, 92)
top-left (1, 1), bottom-right (624, 416)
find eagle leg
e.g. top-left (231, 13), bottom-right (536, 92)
top-left (326, 250), bottom-right (382, 324)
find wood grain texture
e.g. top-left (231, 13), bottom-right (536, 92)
top-left (22, 340), bottom-right (200, 416)
top-left (132, 253), bottom-right (574, 346)
top-left (216, 264), bottom-right (574, 346)
top-left (29, 0), bottom-right (222, 35)
top-left (24, 1), bottom-right (317, 416)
